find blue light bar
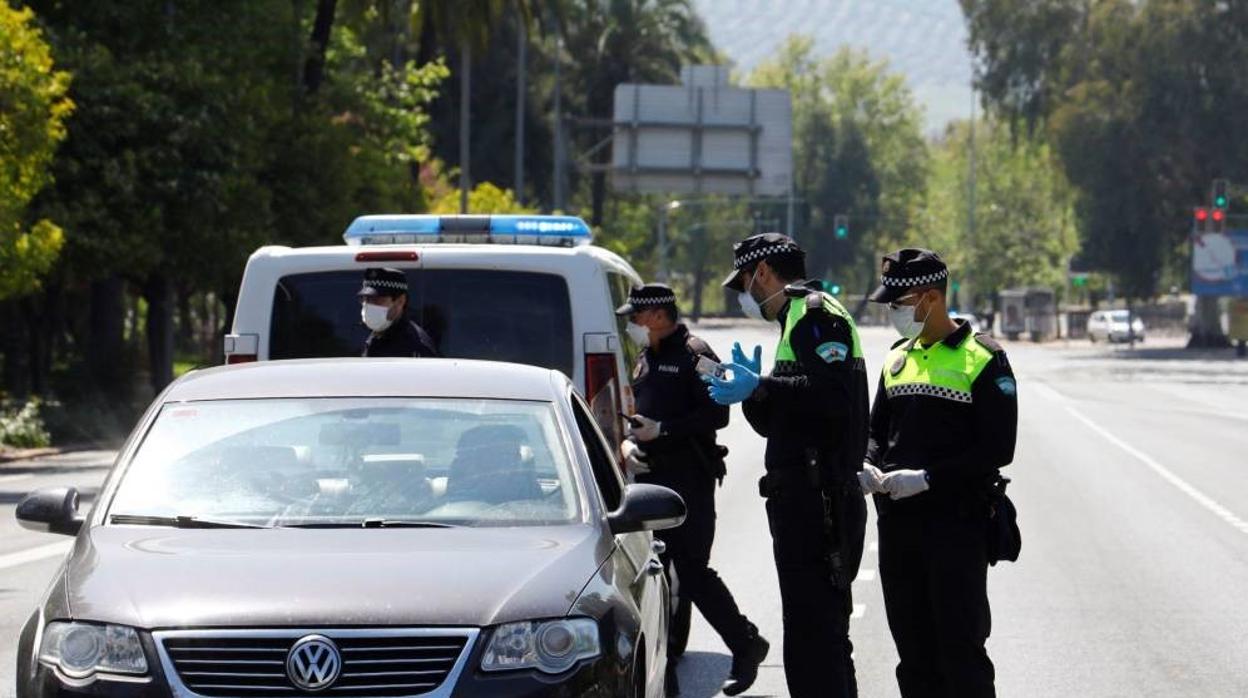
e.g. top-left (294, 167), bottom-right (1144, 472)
top-left (342, 215), bottom-right (593, 247)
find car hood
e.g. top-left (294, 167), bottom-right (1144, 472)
top-left (64, 524), bottom-right (611, 629)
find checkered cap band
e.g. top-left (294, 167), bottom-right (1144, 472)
top-left (886, 382), bottom-right (972, 404)
top-left (880, 269), bottom-right (948, 287)
top-left (734, 243), bottom-right (802, 269)
top-left (365, 279), bottom-right (408, 291)
top-left (630, 294), bottom-right (676, 306)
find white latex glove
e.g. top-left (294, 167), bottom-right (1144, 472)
top-left (629, 414), bottom-right (662, 442)
top-left (857, 463), bottom-right (886, 495)
top-left (882, 469), bottom-right (930, 500)
top-left (621, 439), bottom-right (650, 475)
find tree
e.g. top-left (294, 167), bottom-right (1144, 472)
top-left (0, 4), bottom-right (72, 300)
top-left (748, 37), bottom-right (928, 300)
top-left (961, 0), bottom-right (1248, 345)
top-left (921, 119), bottom-right (1079, 310)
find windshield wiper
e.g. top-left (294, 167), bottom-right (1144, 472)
top-left (283, 518), bottom-right (458, 529)
top-left (109, 514), bottom-right (272, 529)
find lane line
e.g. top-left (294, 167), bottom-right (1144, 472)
top-left (868, 541), bottom-right (879, 553)
top-left (1064, 405), bottom-right (1248, 536)
top-left (851, 604), bottom-right (865, 619)
top-left (856, 569), bottom-right (877, 582)
top-left (0, 472), bottom-right (34, 485)
top-left (0, 541), bottom-right (73, 571)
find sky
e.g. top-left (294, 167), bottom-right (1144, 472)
top-left (691, 0), bottom-right (976, 135)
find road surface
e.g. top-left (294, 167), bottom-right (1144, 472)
top-left (3, 323), bottom-right (1247, 696)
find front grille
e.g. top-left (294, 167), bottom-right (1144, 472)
top-left (156, 629), bottom-right (475, 698)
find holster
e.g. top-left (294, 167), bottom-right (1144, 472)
top-left (756, 449), bottom-right (855, 590)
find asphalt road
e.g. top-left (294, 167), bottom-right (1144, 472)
top-left (3, 323), bottom-right (1248, 697)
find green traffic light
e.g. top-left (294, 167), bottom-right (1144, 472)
top-left (835, 227), bottom-right (847, 240)
top-left (1216, 195), bottom-right (1228, 208)
top-left (830, 284), bottom-right (841, 295)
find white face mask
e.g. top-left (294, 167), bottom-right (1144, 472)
top-left (890, 295), bottom-right (932, 340)
top-left (361, 302), bottom-right (394, 332)
top-left (625, 321), bottom-right (651, 348)
top-left (738, 271), bottom-right (784, 321)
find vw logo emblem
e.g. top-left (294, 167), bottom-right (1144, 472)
top-left (286, 635), bottom-right (341, 691)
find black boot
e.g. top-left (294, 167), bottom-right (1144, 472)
top-left (665, 663), bottom-right (680, 697)
top-left (721, 626), bottom-right (769, 697)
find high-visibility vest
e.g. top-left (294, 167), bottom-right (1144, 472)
top-left (774, 291), bottom-right (864, 374)
top-left (881, 330), bottom-right (994, 404)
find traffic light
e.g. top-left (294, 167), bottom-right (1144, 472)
top-left (1213, 179), bottom-right (1230, 210)
top-left (1194, 207), bottom-right (1210, 232)
top-left (833, 214), bottom-right (849, 240)
top-left (1212, 207), bottom-right (1227, 232)
top-left (821, 280), bottom-right (842, 295)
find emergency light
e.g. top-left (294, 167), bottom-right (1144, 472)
top-left (343, 215), bottom-right (593, 247)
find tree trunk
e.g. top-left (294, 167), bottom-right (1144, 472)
top-left (691, 265), bottom-right (706, 322)
top-left (302, 0), bottom-right (337, 95)
top-left (145, 275), bottom-right (175, 394)
top-left (590, 171), bottom-right (606, 227)
top-left (89, 277), bottom-right (126, 395)
top-left (177, 287), bottom-right (194, 356)
top-left (1187, 295), bottom-right (1230, 348)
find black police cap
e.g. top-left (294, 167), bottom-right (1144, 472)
top-left (358, 267), bottom-right (409, 298)
top-left (867, 248), bottom-right (948, 303)
top-left (615, 283), bottom-right (678, 316)
top-left (721, 233), bottom-right (805, 291)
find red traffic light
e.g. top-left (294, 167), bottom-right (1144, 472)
top-left (1195, 208), bottom-right (1210, 222)
top-left (1212, 209), bottom-right (1226, 222)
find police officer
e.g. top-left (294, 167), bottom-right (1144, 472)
top-left (617, 284), bottom-right (768, 697)
top-left (358, 268), bottom-right (439, 358)
top-left (861, 249), bottom-right (1017, 698)
top-left (704, 234), bottom-right (870, 698)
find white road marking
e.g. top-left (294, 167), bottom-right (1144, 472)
top-left (0, 472), bottom-right (34, 485)
top-left (1065, 405), bottom-right (1248, 536)
top-left (852, 604), bottom-right (866, 619)
top-left (0, 541), bottom-right (73, 571)
top-left (856, 569), bottom-right (877, 582)
top-left (868, 541), bottom-right (879, 552)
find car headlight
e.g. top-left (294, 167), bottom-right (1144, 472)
top-left (480, 618), bottom-right (600, 674)
top-left (38, 622), bottom-right (148, 681)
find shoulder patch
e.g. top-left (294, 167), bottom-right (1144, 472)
top-left (815, 341), bottom-right (849, 363)
top-left (995, 376), bottom-right (1017, 397)
top-left (974, 332), bottom-right (1005, 353)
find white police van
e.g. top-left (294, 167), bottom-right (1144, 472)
top-left (225, 214), bottom-right (643, 444)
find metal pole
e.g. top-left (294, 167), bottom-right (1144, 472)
top-left (459, 44), bottom-right (471, 214)
top-left (657, 205), bottom-right (669, 282)
top-left (967, 86), bottom-right (977, 303)
top-left (786, 169), bottom-right (795, 236)
top-left (552, 38), bottom-right (565, 211)
top-left (514, 19), bottom-right (526, 204)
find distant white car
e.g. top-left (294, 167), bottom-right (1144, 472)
top-left (1087, 310), bottom-right (1146, 343)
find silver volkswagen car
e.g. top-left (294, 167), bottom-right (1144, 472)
top-left (15, 359), bottom-right (684, 698)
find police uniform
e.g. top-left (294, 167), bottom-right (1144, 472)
top-left (616, 284), bottom-right (764, 695)
top-left (723, 235), bottom-right (870, 698)
top-left (358, 268), bottom-right (439, 358)
top-left (866, 249), bottom-right (1018, 698)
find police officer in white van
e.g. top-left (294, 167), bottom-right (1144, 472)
top-left (358, 268), bottom-right (439, 358)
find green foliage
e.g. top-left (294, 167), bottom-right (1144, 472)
top-left (962, 0), bottom-right (1248, 299)
top-left (0, 398), bottom-right (52, 449)
top-left (0, 4), bottom-right (72, 300)
top-left (429, 179), bottom-right (536, 214)
top-left (921, 119), bottom-right (1079, 306)
top-left (748, 37), bottom-right (929, 293)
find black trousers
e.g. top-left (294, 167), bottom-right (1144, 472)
top-left (648, 472), bottom-right (753, 659)
top-left (878, 511), bottom-right (995, 698)
top-left (765, 486), bottom-right (865, 698)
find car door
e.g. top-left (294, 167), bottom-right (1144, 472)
top-left (569, 392), bottom-right (667, 691)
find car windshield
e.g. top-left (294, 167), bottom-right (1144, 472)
top-left (108, 398), bottom-right (580, 528)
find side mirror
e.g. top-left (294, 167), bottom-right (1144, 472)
top-left (16, 487), bottom-right (84, 537)
top-left (607, 484), bottom-right (686, 535)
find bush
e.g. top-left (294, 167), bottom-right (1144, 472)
top-left (0, 398), bottom-right (52, 449)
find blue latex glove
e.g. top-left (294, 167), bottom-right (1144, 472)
top-left (704, 362), bottom-right (760, 405)
top-left (732, 342), bottom-right (763, 375)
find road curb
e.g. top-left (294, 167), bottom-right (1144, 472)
top-left (0, 443), bottom-right (111, 465)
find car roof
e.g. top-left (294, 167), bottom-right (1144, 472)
top-left (250, 242), bottom-right (638, 274)
top-left (164, 359), bottom-right (570, 403)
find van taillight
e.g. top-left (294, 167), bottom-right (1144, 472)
top-left (585, 353), bottom-right (622, 443)
top-left (227, 354), bottom-right (257, 364)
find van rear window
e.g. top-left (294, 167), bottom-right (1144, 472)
top-left (270, 270), bottom-right (573, 376)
